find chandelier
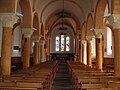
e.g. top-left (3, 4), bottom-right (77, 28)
top-left (56, 0), bottom-right (70, 32)
top-left (57, 22), bottom-right (67, 31)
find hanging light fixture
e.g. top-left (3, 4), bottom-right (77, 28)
top-left (56, 0), bottom-right (70, 33)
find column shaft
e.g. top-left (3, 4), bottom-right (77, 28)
top-left (23, 38), bottom-right (30, 69)
top-left (40, 40), bottom-right (45, 62)
top-left (42, 45), bottom-right (45, 62)
top-left (1, 27), bottom-right (12, 76)
top-left (96, 35), bottom-right (103, 71)
top-left (21, 35), bottom-right (24, 62)
top-left (82, 40), bottom-right (87, 64)
top-left (46, 39), bottom-right (50, 61)
top-left (44, 45), bottom-right (46, 62)
top-left (113, 29), bottom-right (120, 76)
top-left (87, 41), bottom-right (92, 67)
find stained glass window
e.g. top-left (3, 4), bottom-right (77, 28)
top-left (56, 36), bottom-right (59, 51)
top-left (66, 37), bottom-right (70, 51)
top-left (61, 35), bottom-right (65, 51)
top-left (55, 35), bottom-right (70, 52)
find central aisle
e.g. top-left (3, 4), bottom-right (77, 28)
top-left (51, 60), bottom-right (74, 90)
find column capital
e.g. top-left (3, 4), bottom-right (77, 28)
top-left (32, 36), bottom-right (40, 42)
top-left (21, 28), bottom-right (34, 38)
top-left (0, 13), bottom-right (18, 27)
top-left (95, 33), bottom-right (102, 39)
top-left (86, 36), bottom-right (94, 43)
top-left (81, 40), bottom-right (87, 45)
top-left (39, 40), bottom-right (45, 45)
top-left (94, 29), bottom-right (105, 35)
top-left (87, 39), bottom-right (92, 44)
top-left (106, 14), bottom-right (120, 29)
top-left (95, 29), bottom-right (105, 31)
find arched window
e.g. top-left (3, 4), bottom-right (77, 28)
top-left (66, 37), bottom-right (70, 51)
top-left (61, 35), bottom-right (65, 51)
top-left (107, 27), bottom-right (112, 55)
top-left (56, 36), bottom-right (60, 51)
top-left (55, 35), bottom-right (70, 52)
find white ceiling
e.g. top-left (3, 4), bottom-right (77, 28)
top-left (34, 0), bottom-right (98, 28)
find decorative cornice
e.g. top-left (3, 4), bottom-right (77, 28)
top-left (0, 13), bottom-right (18, 27)
top-left (106, 14), bottom-right (120, 29)
top-left (21, 28), bottom-right (34, 38)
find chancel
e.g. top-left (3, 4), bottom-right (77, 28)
top-left (0, 0), bottom-right (120, 90)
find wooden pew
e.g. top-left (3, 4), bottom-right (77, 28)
top-left (87, 88), bottom-right (120, 90)
top-left (108, 81), bottom-right (120, 89)
top-left (75, 76), bottom-right (120, 90)
top-left (67, 61), bottom-right (120, 90)
top-left (78, 82), bottom-right (108, 90)
top-left (3, 72), bottom-right (50, 89)
top-left (1, 61), bottom-right (58, 90)
top-left (0, 82), bottom-right (38, 90)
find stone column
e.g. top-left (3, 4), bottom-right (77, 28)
top-left (86, 36), bottom-right (93, 67)
top-left (79, 30), bottom-right (82, 63)
top-left (81, 40), bottom-right (87, 64)
top-left (76, 40), bottom-right (80, 61)
top-left (46, 37), bottom-right (50, 61)
top-left (40, 40), bottom-right (45, 62)
top-left (21, 35), bottom-right (24, 62)
top-left (0, 13), bottom-right (18, 76)
top-left (107, 14), bottom-right (120, 76)
top-left (113, 28), bottom-right (120, 76)
top-left (75, 33), bottom-right (80, 61)
top-left (105, 0), bottom-right (120, 76)
top-left (21, 28), bottom-right (33, 69)
top-left (44, 41), bottom-right (47, 62)
top-left (74, 55), bottom-right (77, 61)
top-left (33, 36), bottom-right (40, 65)
top-left (95, 33), bottom-right (103, 71)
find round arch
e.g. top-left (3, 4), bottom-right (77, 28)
top-left (95, 0), bottom-right (108, 29)
top-left (81, 23), bottom-right (86, 40)
top-left (86, 13), bottom-right (94, 36)
top-left (19, 0), bottom-right (32, 28)
top-left (45, 10), bottom-right (80, 31)
top-left (33, 12), bottom-right (40, 36)
top-left (40, 0), bottom-right (85, 23)
top-left (50, 25), bottom-right (75, 53)
top-left (49, 22), bottom-right (75, 38)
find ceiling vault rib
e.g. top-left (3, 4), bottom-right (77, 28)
top-left (40, 0), bottom-right (85, 22)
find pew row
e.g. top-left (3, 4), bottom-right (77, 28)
top-left (0, 61), bottom-right (58, 90)
top-left (67, 61), bottom-right (120, 90)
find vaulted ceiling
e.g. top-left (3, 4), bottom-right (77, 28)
top-left (16, 0), bottom-right (111, 36)
top-left (33, 0), bottom-right (98, 30)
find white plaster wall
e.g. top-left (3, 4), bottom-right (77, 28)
top-left (12, 26), bottom-right (21, 57)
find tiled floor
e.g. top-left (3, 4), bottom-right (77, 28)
top-left (51, 60), bottom-right (74, 90)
